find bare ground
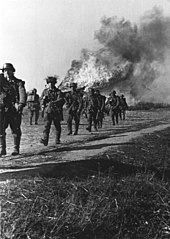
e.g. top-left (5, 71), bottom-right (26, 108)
top-left (1, 108), bottom-right (170, 179)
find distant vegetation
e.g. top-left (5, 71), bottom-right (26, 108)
top-left (129, 102), bottom-right (170, 111)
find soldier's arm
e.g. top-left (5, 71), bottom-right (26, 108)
top-left (52, 96), bottom-right (65, 107)
top-left (101, 96), bottom-right (106, 111)
top-left (18, 81), bottom-right (27, 106)
top-left (78, 96), bottom-right (83, 112)
top-left (116, 96), bottom-right (120, 108)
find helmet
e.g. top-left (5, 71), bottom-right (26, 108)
top-left (33, 88), bottom-right (37, 93)
top-left (70, 82), bottom-right (77, 88)
top-left (1, 63), bottom-right (15, 72)
top-left (112, 90), bottom-right (116, 94)
top-left (46, 76), bottom-right (57, 84)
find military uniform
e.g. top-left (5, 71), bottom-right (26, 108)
top-left (0, 74), bottom-right (16, 155)
top-left (40, 77), bottom-right (65, 146)
top-left (119, 95), bottom-right (128, 120)
top-left (27, 89), bottom-right (40, 125)
top-left (107, 90), bottom-right (120, 125)
top-left (65, 83), bottom-right (83, 135)
top-left (95, 90), bottom-right (106, 128)
top-left (85, 88), bottom-right (100, 132)
top-left (0, 63), bottom-right (27, 155)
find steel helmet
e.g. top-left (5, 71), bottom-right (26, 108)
top-left (46, 76), bottom-right (57, 84)
top-left (1, 63), bottom-right (15, 72)
top-left (70, 82), bottom-right (77, 88)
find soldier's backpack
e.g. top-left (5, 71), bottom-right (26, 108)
top-left (27, 90), bottom-right (35, 102)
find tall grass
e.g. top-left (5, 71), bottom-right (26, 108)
top-left (1, 173), bottom-right (170, 239)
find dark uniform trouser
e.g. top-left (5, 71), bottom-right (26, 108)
top-left (87, 110), bottom-right (98, 130)
top-left (3, 109), bottom-right (22, 151)
top-left (97, 111), bottom-right (104, 128)
top-left (29, 109), bottom-right (39, 124)
top-left (0, 109), bottom-right (6, 151)
top-left (67, 111), bottom-right (80, 134)
top-left (43, 113), bottom-right (61, 144)
top-left (110, 109), bottom-right (119, 125)
top-left (122, 109), bottom-right (126, 120)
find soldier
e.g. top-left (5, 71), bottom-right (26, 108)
top-left (95, 89), bottom-right (106, 128)
top-left (107, 90), bottom-right (120, 125)
top-left (65, 82), bottom-right (83, 135)
top-left (40, 76), bottom-right (65, 146)
top-left (0, 74), bottom-right (12, 156)
top-left (0, 63), bottom-right (27, 155)
top-left (27, 88), bottom-right (40, 125)
top-left (84, 88), bottom-right (100, 132)
top-left (119, 94), bottom-right (128, 120)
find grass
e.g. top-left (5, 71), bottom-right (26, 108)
top-left (1, 128), bottom-right (170, 238)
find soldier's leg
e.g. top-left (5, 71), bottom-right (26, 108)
top-left (0, 110), bottom-right (7, 156)
top-left (29, 110), bottom-right (34, 125)
top-left (99, 114), bottom-right (103, 128)
top-left (67, 113), bottom-right (73, 135)
top-left (115, 111), bottom-right (119, 124)
top-left (86, 112), bottom-right (92, 132)
top-left (10, 113), bottom-right (22, 155)
top-left (35, 110), bottom-right (39, 124)
top-left (98, 112), bottom-right (103, 128)
top-left (74, 113), bottom-right (80, 135)
top-left (40, 113), bottom-right (52, 146)
top-left (119, 109), bottom-right (122, 120)
top-left (53, 116), bottom-right (61, 144)
top-left (110, 110), bottom-right (115, 125)
top-left (93, 111), bottom-right (98, 131)
top-left (123, 110), bottom-right (126, 120)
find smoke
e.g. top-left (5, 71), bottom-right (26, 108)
top-left (62, 7), bottom-right (170, 104)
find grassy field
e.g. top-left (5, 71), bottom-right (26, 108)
top-left (1, 124), bottom-right (170, 238)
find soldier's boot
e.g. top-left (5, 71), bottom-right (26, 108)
top-left (11, 136), bottom-right (20, 156)
top-left (67, 122), bottom-right (72, 135)
top-left (86, 125), bottom-right (91, 132)
top-left (112, 118), bottom-right (115, 125)
top-left (29, 118), bottom-right (32, 125)
top-left (40, 139), bottom-right (48, 146)
top-left (40, 136), bottom-right (49, 146)
top-left (74, 123), bottom-right (79, 135)
top-left (0, 136), bottom-right (6, 156)
top-left (40, 129), bottom-right (49, 146)
top-left (94, 124), bottom-right (98, 131)
top-left (35, 113), bottom-right (39, 125)
top-left (55, 132), bottom-right (61, 144)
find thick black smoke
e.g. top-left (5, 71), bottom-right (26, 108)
top-left (63, 7), bottom-right (170, 103)
top-left (94, 7), bottom-right (170, 100)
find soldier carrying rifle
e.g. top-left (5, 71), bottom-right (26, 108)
top-left (95, 89), bottom-right (106, 128)
top-left (107, 90), bottom-right (120, 126)
top-left (40, 76), bottom-right (65, 146)
top-left (0, 63), bottom-right (27, 156)
top-left (84, 88), bottom-right (100, 132)
top-left (65, 82), bottom-right (83, 135)
top-left (119, 94), bottom-right (128, 120)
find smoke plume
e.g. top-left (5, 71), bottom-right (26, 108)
top-left (62, 7), bottom-right (170, 104)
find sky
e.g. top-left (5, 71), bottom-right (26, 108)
top-left (0, 0), bottom-right (170, 93)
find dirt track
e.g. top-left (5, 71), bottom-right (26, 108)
top-left (0, 108), bottom-right (170, 179)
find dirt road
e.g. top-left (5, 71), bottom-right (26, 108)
top-left (0, 108), bottom-right (170, 179)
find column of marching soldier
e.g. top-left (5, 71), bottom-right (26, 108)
top-left (0, 63), bottom-right (128, 156)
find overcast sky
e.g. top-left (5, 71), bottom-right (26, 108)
top-left (0, 0), bottom-right (170, 93)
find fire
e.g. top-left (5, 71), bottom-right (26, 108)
top-left (61, 7), bottom-right (170, 105)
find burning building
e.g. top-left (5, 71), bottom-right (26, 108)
top-left (61, 7), bottom-right (170, 105)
